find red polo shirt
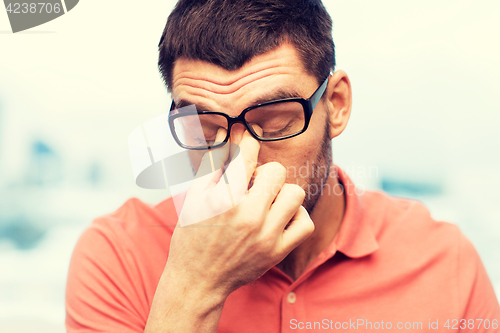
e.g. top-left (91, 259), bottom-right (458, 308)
top-left (66, 166), bottom-right (500, 332)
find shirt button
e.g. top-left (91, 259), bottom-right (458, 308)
top-left (287, 292), bottom-right (296, 304)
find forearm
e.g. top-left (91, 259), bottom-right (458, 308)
top-left (144, 267), bottom-right (227, 333)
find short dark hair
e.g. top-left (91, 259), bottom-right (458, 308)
top-left (158, 0), bottom-right (335, 92)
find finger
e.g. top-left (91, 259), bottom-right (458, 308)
top-left (265, 183), bottom-right (305, 233)
top-left (190, 128), bottom-right (229, 192)
top-left (209, 127), bottom-right (230, 171)
top-left (247, 161), bottom-right (287, 209)
top-left (217, 125), bottom-right (262, 206)
top-left (228, 124), bottom-right (262, 185)
top-left (281, 206), bottom-right (315, 252)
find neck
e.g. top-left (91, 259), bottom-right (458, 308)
top-left (276, 166), bottom-right (345, 280)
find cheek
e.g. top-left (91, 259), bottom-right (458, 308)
top-left (307, 108), bottom-right (330, 140)
top-left (257, 137), bottom-right (319, 184)
top-left (257, 140), bottom-right (305, 163)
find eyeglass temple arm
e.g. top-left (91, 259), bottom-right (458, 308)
top-left (309, 77), bottom-right (329, 112)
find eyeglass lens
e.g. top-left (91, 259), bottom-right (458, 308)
top-left (172, 101), bottom-right (306, 148)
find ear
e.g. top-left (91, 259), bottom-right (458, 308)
top-left (324, 70), bottom-right (352, 139)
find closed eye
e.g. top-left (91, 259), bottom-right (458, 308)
top-left (262, 121), bottom-right (293, 137)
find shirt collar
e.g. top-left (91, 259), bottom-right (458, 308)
top-left (329, 165), bottom-right (380, 258)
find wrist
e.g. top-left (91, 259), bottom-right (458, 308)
top-left (161, 264), bottom-right (229, 312)
top-left (145, 267), bottom-right (228, 333)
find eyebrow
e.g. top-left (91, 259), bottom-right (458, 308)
top-left (176, 100), bottom-right (209, 111)
top-left (175, 87), bottom-right (304, 112)
top-left (250, 88), bottom-right (304, 106)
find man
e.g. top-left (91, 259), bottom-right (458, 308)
top-left (66, 0), bottom-right (500, 332)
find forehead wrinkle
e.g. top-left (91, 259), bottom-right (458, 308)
top-left (174, 86), bottom-right (220, 111)
top-left (172, 63), bottom-right (301, 97)
top-left (172, 58), bottom-right (286, 86)
top-left (174, 70), bottom-right (278, 97)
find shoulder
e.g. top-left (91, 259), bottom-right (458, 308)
top-left (358, 189), bottom-right (469, 282)
top-left (361, 190), bottom-right (461, 248)
top-left (338, 186), bottom-right (500, 319)
top-left (83, 197), bottom-right (176, 248)
top-left (73, 196), bottom-right (178, 271)
top-left (359, 191), bottom-right (500, 314)
top-left (92, 196), bottom-right (177, 233)
top-left (66, 197), bottom-right (178, 331)
top-left (361, 191), bottom-right (498, 300)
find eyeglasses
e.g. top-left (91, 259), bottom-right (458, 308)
top-left (168, 76), bottom-right (329, 150)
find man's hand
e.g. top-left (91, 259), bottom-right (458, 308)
top-left (145, 128), bottom-right (315, 333)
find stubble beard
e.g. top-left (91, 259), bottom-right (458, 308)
top-left (301, 121), bottom-right (333, 215)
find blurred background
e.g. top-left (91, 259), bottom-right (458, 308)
top-left (0, 0), bottom-right (499, 331)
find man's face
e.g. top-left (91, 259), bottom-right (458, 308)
top-left (171, 43), bottom-right (332, 213)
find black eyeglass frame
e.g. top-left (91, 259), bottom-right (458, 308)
top-left (168, 76), bottom-right (329, 150)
